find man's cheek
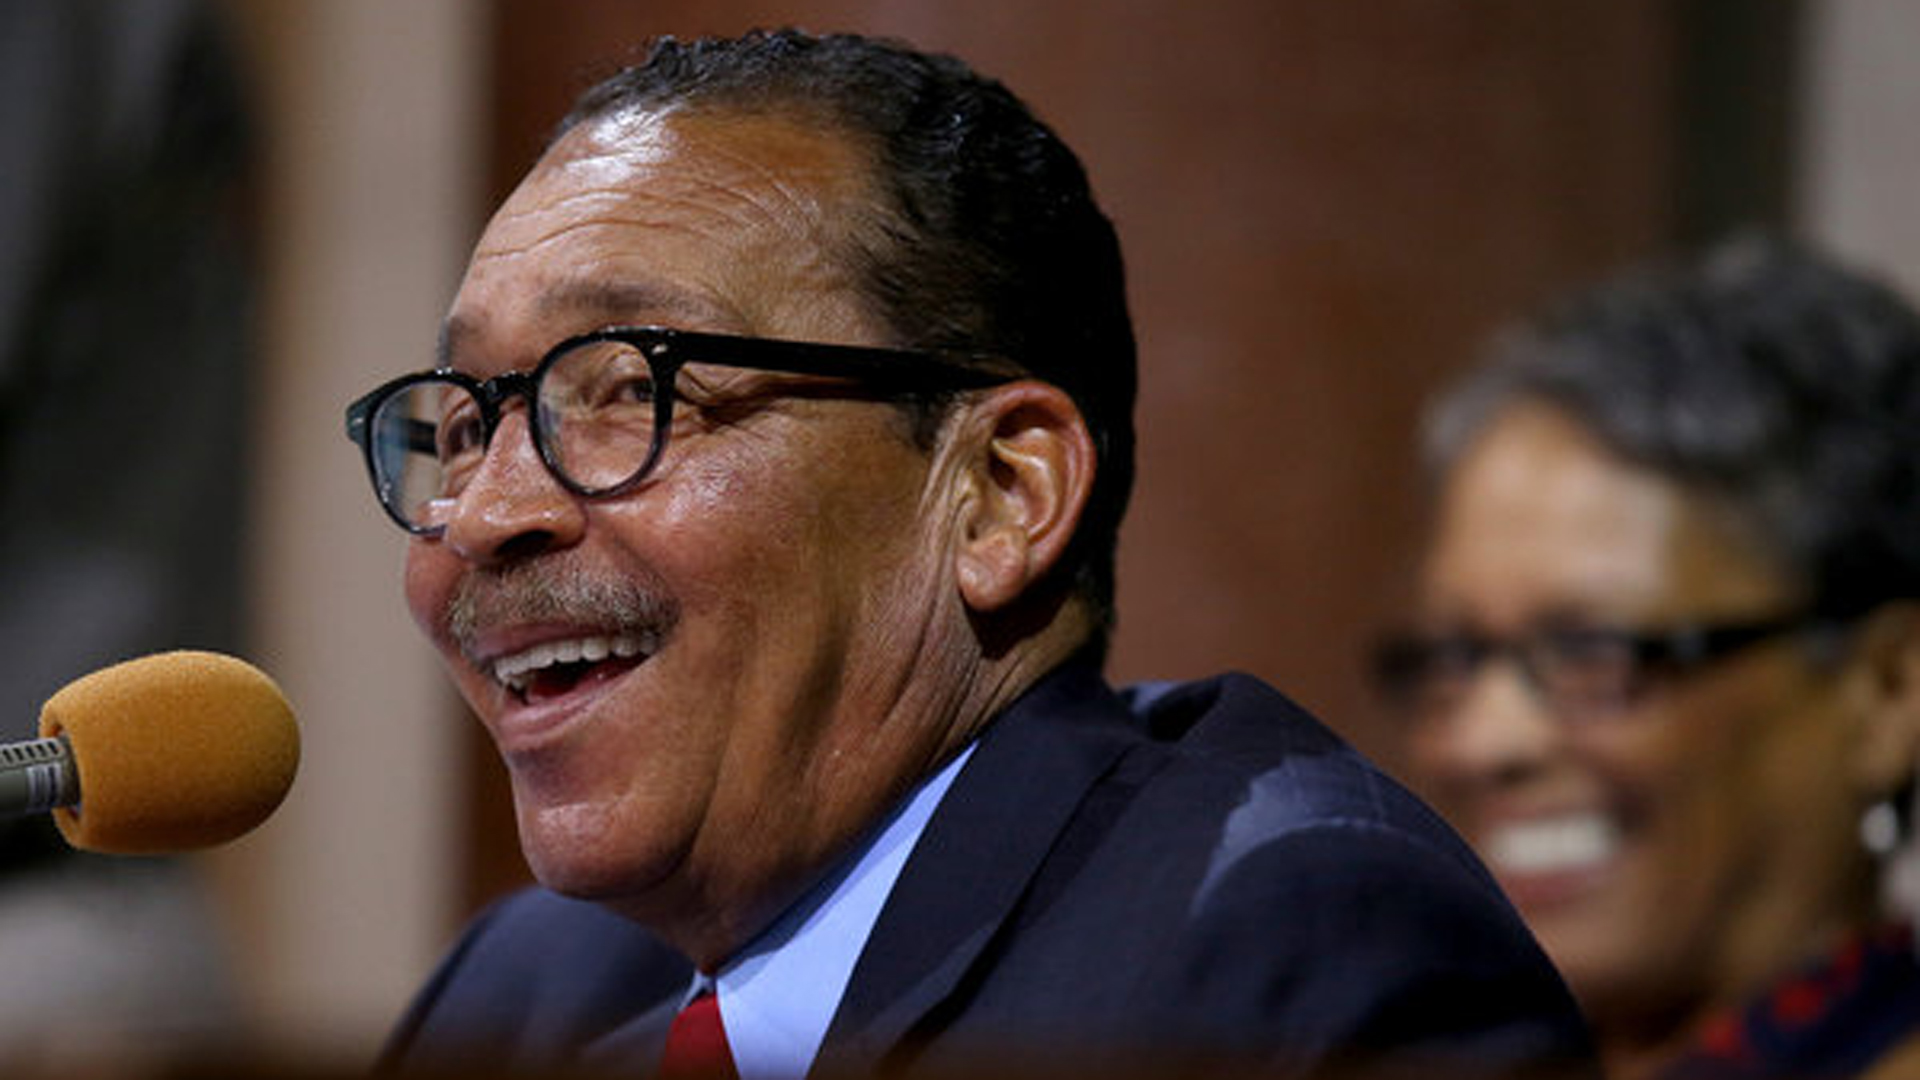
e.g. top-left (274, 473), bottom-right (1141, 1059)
top-left (402, 545), bottom-right (458, 645)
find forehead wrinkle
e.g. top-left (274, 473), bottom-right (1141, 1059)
top-left (473, 179), bottom-right (829, 279)
top-left (685, 139), bottom-right (870, 257)
top-left (469, 190), bottom-right (681, 261)
top-left (570, 108), bottom-right (870, 255)
top-left (438, 275), bottom-right (744, 373)
top-left (548, 138), bottom-right (843, 232)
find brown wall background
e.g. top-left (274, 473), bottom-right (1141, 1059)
top-left (463, 1), bottom-right (1781, 908)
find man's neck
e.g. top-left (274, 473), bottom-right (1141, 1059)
top-left (619, 602), bottom-right (1097, 968)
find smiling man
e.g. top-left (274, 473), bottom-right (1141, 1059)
top-left (353, 30), bottom-right (1592, 1079)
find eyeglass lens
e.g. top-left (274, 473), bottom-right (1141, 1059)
top-left (1374, 628), bottom-right (1668, 723)
top-left (366, 339), bottom-right (666, 529)
top-left (1373, 614), bottom-right (1824, 725)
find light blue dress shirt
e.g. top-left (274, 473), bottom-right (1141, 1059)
top-left (691, 744), bottom-right (974, 1080)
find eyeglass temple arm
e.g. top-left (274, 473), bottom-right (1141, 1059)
top-left (612, 328), bottom-right (1023, 390)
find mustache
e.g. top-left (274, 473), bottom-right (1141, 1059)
top-left (446, 560), bottom-right (680, 660)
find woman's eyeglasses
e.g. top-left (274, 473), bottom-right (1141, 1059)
top-left (1369, 612), bottom-right (1844, 724)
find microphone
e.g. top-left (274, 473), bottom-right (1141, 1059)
top-left (0, 650), bottom-right (300, 854)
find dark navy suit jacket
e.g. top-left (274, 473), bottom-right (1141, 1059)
top-left (385, 664), bottom-right (1593, 1077)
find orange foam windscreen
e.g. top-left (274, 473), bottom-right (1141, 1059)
top-left (37, 650), bottom-right (300, 854)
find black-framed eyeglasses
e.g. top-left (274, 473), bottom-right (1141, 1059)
top-left (1369, 612), bottom-right (1845, 725)
top-left (345, 325), bottom-right (1025, 535)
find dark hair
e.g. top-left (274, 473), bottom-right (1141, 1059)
top-left (555, 29), bottom-right (1137, 650)
top-left (1427, 236), bottom-right (1920, 618)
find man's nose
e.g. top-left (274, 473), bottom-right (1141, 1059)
top-left (440, 412), bottom-right (587, 564)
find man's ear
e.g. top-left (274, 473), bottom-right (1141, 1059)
top-left (1842, 603), bottom-right (1920, 800)
top-left (948, 381), bottom-right (1096, 615)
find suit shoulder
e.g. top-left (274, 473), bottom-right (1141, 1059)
top-left (1125, 672), bottom-right (1496, 887)
top-left (1057, 676), bottom-right (1591, 1070)
top-left (382, 887), bottom-right (689, 1070)
top-left (1125, 670), bottom-right (1369, 772)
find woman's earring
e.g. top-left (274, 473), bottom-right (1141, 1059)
top-left (1863, 797), bottom-right (1904, 857)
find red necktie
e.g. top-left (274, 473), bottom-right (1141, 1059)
top-left (657, 989), bottom-right (739, 1080)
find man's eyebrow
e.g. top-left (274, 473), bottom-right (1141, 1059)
top-left (436, 281), bottom-right (737, 371)
top-left (534, 279), bottom-right (729, 327)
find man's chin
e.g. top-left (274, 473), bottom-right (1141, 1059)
top-left (516, 808), bottom-right (684, 905)
top-left (527, 848), bottom-right (671, 907)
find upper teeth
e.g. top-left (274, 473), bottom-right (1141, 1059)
top-left (1485, 815), bottom-right (1620, 876)
top-left (492, 633), bottom-right (649, 692)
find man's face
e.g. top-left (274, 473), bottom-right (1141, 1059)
top-left (405, 107), bottom-right (973, 955)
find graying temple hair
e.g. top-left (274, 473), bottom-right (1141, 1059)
top-left (1423, 236), bottom-right (1920, 618)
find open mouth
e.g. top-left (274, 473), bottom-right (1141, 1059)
top-left (491, 633), bottom-right (652, 703)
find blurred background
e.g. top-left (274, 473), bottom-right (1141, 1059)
top-left (1, 0), bottom-right (1913, 1068)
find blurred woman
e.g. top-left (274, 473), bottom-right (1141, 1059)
top-left (1376, 239), bottom-right (1920, 1079)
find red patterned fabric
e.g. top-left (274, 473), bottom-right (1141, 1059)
top-left (1657, 923), bottom-right (1920, 1079)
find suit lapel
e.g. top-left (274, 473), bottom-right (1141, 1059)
top-left (578, 991), bottom-right (682, 1071)
top-left (816, 662), bottom-right (1138, 1074)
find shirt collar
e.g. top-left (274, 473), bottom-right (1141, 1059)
top-left (706, 742), bottom-right (975, 1080)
